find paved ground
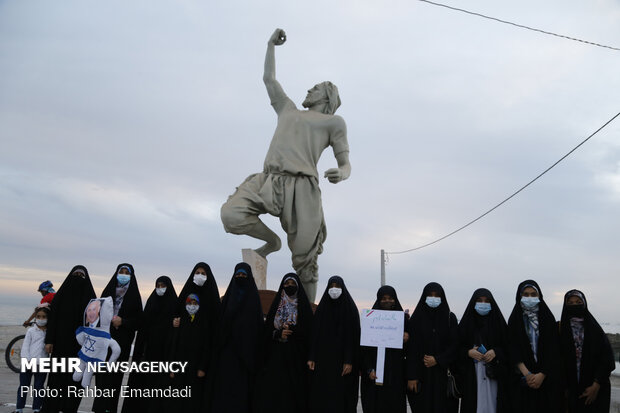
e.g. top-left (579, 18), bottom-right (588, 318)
top-left (1, 325), bottom-right (619, 412)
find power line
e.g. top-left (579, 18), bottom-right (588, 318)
top-left (387, 111), bottom-right (620, 255)
top-left (418, 0), bottom-right (620, 52)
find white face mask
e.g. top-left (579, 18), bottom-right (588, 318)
top-left (425, 296), bottom-right (441, 308)
top-left (35, 319), bottom-right (48, 327)
top-left (156, 287), bottom-right (167, 296)
top-left (193, 273), bottom-right (207, 286)
top-left (520, 296), bottom-right (540, 310)
top-left (186, 304), bottom-right (199, 315)
top-left (328, 287), bottom-right (342, 300)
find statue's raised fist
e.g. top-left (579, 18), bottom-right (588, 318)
top-left (269, 28), bottom-right (286, 46)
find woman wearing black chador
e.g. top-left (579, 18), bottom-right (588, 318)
top-left (308, 276), bottom-right (360, 413)
top-left (254, 272), bottom-right (314, 413)
top-left (507, 280), bottom-right (560, 413)
top-left (559, 289), bottom-right (615, 413)
top-left (406, 282), bottom-right (459, 413)
top-left (93, 264), bottom-right (143, 413)
top-left (458, 288), bottom-right (509, 413)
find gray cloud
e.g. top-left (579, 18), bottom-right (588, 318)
top-left (1, 0), bottom-right (619, 329)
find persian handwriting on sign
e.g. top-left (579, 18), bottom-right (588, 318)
top-left (359, 309), bottom-right (405, 384)
top-left (360, 309), bottom-right (404, 349)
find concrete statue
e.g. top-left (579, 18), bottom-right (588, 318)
top-left (221, 28), bottom-right (351, 302)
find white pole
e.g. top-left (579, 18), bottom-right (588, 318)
top-left (380, 249), bottom-right (386, 286)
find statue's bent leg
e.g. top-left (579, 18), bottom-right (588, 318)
top-left (221, 173), bottom-right (282, 257)
top-left (279, 175), bottom-right (326, 302)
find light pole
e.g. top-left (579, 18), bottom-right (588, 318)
top-left (380, 249), bottom-right (386, 286)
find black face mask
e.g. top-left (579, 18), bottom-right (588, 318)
top-left (234, 276), bottom-right (250, 289)
top-left (284, 285), bottom-right (298, 297)
top-left (565, 305), bottom-right (585, 318)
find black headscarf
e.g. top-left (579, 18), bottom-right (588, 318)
top-left (135, 276), bottom-right (177, 359)
top-left (175, 262), bottom-right (221, 320)
top-left (371, 285), bottom-right (404, 311)
top-left (410, 282), bottom-right (453, 340)
top-left (263, 272), bottom-right (314, 346)
top-left (507, 279), bottom-right (557, 374)
top-left (219, 262), bottom-right (264, 372)
top-left (45, 265), bottom-right (96, 352)
top-left (100, 263), bottom-right (143, 319)
top-left (458, 288), bottom-right (508, 348)
top-left (559, 289), bottom-right (615, 412)
top-left (143, 276), bottom-right (177, 320)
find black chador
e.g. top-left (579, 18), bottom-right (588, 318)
top-left (93, 263), bottom-right (143, 413)
top-left (211, 262), bottom-right (264, 413)
top-left (254, 273), bottom-right (314, 413)
top-left (40, 265), bottom-right (96, 413)
top-left (360, 285), bottom-right (407, 413)
top-left (559, 289), bottom-right (615, 413)
top-left (406, 282), bottom-right (459, 413)
top-left (457, 288), bottom-right (509, 413)
top-left (169, 262), bottom-right (221, 411)
top-left (507, 280), bottom-right (560, 413)
top-left (167, 292), bottom-right (212, 410)
top-left (308, 276), bottom-right (360, 413)
top-left (121, 276), bottom-right (177, 413)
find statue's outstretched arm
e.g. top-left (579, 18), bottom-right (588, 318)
top-left (264, 29), bottom-right (287, 103)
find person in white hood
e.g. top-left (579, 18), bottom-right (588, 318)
top-left (16, 306), bottom-right (50, 413)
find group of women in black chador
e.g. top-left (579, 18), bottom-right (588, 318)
top-left (39, 264), bottom-right (615, 413)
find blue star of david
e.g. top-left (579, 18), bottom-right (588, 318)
top-left (84, 335), bottom-right (97, 353)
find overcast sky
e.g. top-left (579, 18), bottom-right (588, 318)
top-left (1, 0), bottom-right (619, 330)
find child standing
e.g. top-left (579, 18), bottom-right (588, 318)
top-left (16, 306), bottom-right (50, 413)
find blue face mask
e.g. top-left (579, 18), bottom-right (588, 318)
top-left (426, 296), bottom-right (441, 308)
top-left (520, 296), bottom-right (540, 310)
top-left (474, 302), bottom-right (492, 316)
top-left (117, 274), bottom-right (131, 286)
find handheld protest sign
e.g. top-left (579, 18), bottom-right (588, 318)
top-left (360, 309), bottom-right (404, 383)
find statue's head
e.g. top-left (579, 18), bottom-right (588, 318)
top-left (302, 81), bottom-right (341, 115)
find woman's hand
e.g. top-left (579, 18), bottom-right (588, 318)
top-left (468, 347), bottom-right (484, 361)
top-left (307, 360), bottom-right (315, 371)
top-left (342, 363), bottom-right (352, 376)
top-left (528, 373), bottom-right (545, 389)
top-left (172, 317), bottom-right (180, 328)
top-left (580, 381), bottom-right (600, 405)
top-left (423, 355), bottom-right (437, 367)
top-left (111, 316), bottom-right (122, 328)
top-left (281, 323), bottom-right (293, 339)
top-left (482, 349), bottom-right (496, 363)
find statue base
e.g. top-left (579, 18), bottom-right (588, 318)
top-left (242, 249), bottom-right (267, 290)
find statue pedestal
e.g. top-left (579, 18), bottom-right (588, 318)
top-left (242, 249), bottom-right (267, 290)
